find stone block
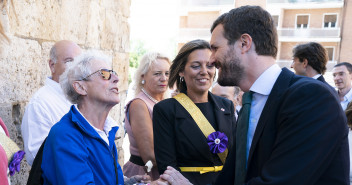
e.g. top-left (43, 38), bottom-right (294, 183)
top-left (0, 37), bottom-right (46, 104)
top-left (113, 52), bottom-right (129, 92)
top-left (8, 0), bottom-right (88, 44)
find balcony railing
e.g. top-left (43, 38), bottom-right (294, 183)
top-left (277, 28), bottom-right (340, 38)
top-left (268, 0), bottom-right (343, 4)
top-left (179, 28), bottom-right (340, 42)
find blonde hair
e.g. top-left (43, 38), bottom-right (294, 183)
top-left (133, 52), bottom-right (170, 97)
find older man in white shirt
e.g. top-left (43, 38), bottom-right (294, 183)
top-left (21, 40), bottom-right (81, 165)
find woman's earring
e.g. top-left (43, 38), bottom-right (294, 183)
top-left (180, 76), bottom-right (184, 82)
top-left (141, 80), bottom-right (145, 85)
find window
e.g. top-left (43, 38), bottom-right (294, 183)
top-left (323, 14), bottom-right (337, 28)
top-left (296, 15), bottom-right (309, 29)
top-left (272, 15), bottom-right (279, 27)
top-left (326, 47), bottom-right (334, 61)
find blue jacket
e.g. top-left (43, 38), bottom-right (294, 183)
top-left (41, 105), bottom-right (124, 185)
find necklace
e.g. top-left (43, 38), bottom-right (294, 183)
top-left (141, 88), bottom-right (159, 104)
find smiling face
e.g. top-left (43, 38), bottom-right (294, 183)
top-left (142, 58), bottom-right (170, 97)
top-left (179, 49), bottom-right (215, 96)
top-left (332, 65), bottom-right (352, 91)
top-left (210, 24), bottom-right (244, 87)
top-left (83, 59), bottom-right (120, 107)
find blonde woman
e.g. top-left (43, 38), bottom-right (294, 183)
top-left (123, 52), bottom-right (171, 180)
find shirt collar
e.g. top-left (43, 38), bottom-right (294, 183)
top-left (250, 64), bottom-right (282, 96)
top-left (312, 74), bottom-right (321, 80)
top-left (45, 77), bottom-right (64, 93)
top-left (73, 104), bottom-right (118, 135)
top-left (344, 88), bottom-right (352, 102)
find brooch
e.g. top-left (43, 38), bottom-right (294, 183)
top-left (207, 131), bottom-right (228, 153)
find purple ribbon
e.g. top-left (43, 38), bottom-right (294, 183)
top-left (207, 131), bottom-right (228, 154)
top-left (9, 150), bottom-right (25, 176)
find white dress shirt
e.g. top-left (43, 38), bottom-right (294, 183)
top-left (312, 74), bottom-right (321, 80)
top-left (246, 64), bottom-right (282, 160)
top-left (340, 88), bottom-right (352, 111)
top-left (21, 77), bottom-right (71, 165)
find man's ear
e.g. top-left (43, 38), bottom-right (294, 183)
top-left (72, 81), bottom-right (88, 96)
top-left (302, 59), bottom-right (308, 68)
top-left (49, 59), bottom-right (55, 73)
top-left (240, 34), bottom-right (253, 53)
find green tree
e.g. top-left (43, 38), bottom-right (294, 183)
top-left (129, 40), bottom-right (147, 83)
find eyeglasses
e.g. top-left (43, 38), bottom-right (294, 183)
top-left (82, 69), bottom-right (117, 81)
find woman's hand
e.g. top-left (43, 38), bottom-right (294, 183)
top-left (124, 175), bottom-right (151, 185)
top-left (156, 166), bottom-right (192, 185)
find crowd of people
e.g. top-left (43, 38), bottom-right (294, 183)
top-left (1, 5), bottom-right (351, 185)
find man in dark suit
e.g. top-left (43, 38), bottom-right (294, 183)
top-left (209, 6), bottom-right (349, 185)
top-left (290, 42), bottom-right (335, 90)
top-left (156, 6), bottom-right (349, 185)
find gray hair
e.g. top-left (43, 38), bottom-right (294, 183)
top-left (60, 50), bottom-right (112, 104)
top-left (233, 86), bottom-right (241, 99)
top-left (49, 45), bottom-right (57, 63)
top-left (133, 52), bottom-right (170, 97)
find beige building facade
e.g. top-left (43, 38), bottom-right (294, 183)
top-left (178, 0), bottom-right (351, 71)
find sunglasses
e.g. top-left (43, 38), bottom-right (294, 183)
top-left (82, 69), bottom-right (117, 81)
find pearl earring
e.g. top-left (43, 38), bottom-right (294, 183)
top-left (141, 80), bottom-right (145, 85)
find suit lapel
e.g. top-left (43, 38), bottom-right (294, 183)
top-left (247, 68), bottom-right (294, 167)
top-left (176, 100), bottom-right (214, 162)
top-left (317, 75), bottom-right (325, 83)
top-left (208, 93), bottom-right (233, 147)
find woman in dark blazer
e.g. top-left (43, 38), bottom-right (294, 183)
top-left (153, 40), bottom-right (235, 185)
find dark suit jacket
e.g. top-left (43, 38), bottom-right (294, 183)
top-left (317, 75), bottom-right (337, 93)
top-left (215, 68), bottom-right (349, 185)
top-left (153, 92), bottom-right (236, 185)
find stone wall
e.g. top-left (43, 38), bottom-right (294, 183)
top-left (0, 0), bottom-right (130, 184)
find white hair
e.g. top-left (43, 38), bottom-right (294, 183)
top-left (60, 50), bottom-right (112, 104)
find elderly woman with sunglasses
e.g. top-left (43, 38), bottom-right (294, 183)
top-left (41, 51), bottom-right (149, 185)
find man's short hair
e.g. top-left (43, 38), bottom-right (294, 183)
top-left (334, 62), bottom-right (352, 74)
top-left (292, 42), bottom-right (328, 75)
top-left (211, 5), bottom-right (278, 58)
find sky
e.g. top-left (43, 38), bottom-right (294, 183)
top-left (129, 0), bottom-right (181, 58)
top-left (123, 1), bottom-right (181, 160)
